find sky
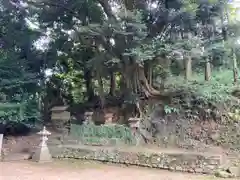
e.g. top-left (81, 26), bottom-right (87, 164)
top-left (231, 0), bottom-right (240, 6)
top-left (230, 0), bottom-right (240, 19)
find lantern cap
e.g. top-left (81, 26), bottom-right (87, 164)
top-left (37, 126), bottom-right (51, 136)
top-left (84, 111), bottom-right (94, 115)
top-left (128, 117), bottom-right (141, 122)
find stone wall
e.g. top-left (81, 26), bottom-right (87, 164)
top-left (52, 145), bottom-right (223, 174)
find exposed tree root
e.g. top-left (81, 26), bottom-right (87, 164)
top-left (137, 65), bottom-right (162, 97)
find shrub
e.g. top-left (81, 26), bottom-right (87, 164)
top-left (70, 123), bottom-right (135, 144)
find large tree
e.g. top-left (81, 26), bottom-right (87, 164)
top-left (0, 0), bottom-right (42, 126)
top-left (21, 0), bottom-right (240, 114)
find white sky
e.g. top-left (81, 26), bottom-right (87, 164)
top-left (231, 0), bottom-right (240, 7)
top-left (230, 0), bottom-right (240, 20)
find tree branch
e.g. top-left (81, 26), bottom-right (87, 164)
top-left (96, 0), bottom-right (117, 21)
top-left (27, 0), bottom-right (83, 21)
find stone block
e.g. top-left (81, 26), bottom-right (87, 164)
top-left (228, 166), bottom-right (240, 177)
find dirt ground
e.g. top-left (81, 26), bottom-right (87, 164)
top-left (1, 134), bottom-right (237, 180)
top-left (0, 160), bottom-right (237, 180)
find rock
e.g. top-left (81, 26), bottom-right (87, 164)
top-left (228, 166), bottom-right (240, 177)
top-left (210, 133), bottom-right (220, 141)
top-left (3, 152), bottom-right (32, 161)
top-left (215, 170), bottom-right (230, 178)
top-left (175, 166), bottom-right (183, 171)
top-left (214, 170), bottom-right (235, 178)
top-left (194, 168), bottom-right (203, 173)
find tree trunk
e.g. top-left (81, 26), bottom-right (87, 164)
top-left (144, 61), bottom-right (153, 86)
top-left (185, 55), bottom-right (192, 80)
top-left (109, 71), bottom-right (116, 96)
top-left (205, 58), bottom-right (211, 81)
top-left (84, 69), bottom-right (94, 101)
top-left (119, 61), bottom-right (131, 96)
top-left (124, 0), bottom-right (134, 10)
top-left (96, 72), bottom-right (105, 108)
top-left (119, 74), bottom-right (126, 92)
top-left (232, 48), bottom-right (238, 83)
top-left (136, 65), bottom-right (161, 97)
top-left (121, 63), bottom-right (161, 98)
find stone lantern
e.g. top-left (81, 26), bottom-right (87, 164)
top-left (128, 117), bottom-right (141, 129)
top-left (32, 126), bottom-right (52, 163)
top-left (104, 112), bottom-right (114, 124)
top-left (84, 111), bottom-right (94, 124)
top-left (50, 106), bottom-right (70, 134)
top-left (128, 117), bottom-right (142, 146)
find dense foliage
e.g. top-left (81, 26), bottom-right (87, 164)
top-left (70, 124), bottom-right (135, 144)
top-left (0, 1), bottom-right (42, 132)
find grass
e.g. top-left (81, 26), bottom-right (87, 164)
top-left (165, 69), bottom-right (239, 103)
top-left (70, 123), bottom-right (135, 144)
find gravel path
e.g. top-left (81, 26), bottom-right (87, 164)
top-left (0, 161), bottom-right (236, 180)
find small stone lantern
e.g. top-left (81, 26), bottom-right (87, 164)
top-left (84, 111), bottom-right (94, 124)
top-left (50, 106), bottom-right (70, 134)
top-left (128, 117), bottom-right (142, 146)
top-left (128, 117), bottom-right (141, 129)
top-left (104, 112), bottom-right (114, 124)
top-left (32, 126), bottom-right (52, 163)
